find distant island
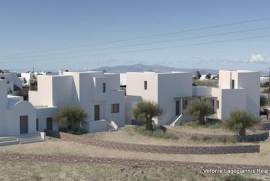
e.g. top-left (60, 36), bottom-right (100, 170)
top-left (94, 64), bottom-right (218, 74)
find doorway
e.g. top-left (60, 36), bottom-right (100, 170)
top-left (46, 117), bottom-right (53, 131)
top-left (20, 115), bottom-right (28, 134)
top-left (94, 105), bottom-right (100, 120)
top-left (175, 100), bottom-right (180, 116)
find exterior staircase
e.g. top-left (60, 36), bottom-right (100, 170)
top-left (170, 114), bottom-right (183, 127)
top-left (0, 132), bottom-right (45, 146)
top-left (107, 120), bottom-right (119, 131)
top-left (19, 133), bottom-right (44, 144)
top-left (0, 137), bottom-right (19, 146)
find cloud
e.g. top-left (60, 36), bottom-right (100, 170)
top-left (247, 53), bottom-right (267, 63)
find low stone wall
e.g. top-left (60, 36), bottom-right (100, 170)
top-left (61, 133), bottom-right (260, 154)
top-left (238, 131), bottom-right (269, 142)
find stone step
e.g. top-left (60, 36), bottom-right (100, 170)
top-left (0, 139), bottom-right (19, 146)
top-left (19, 137), bottom-right (43, 144)
top-left (0, 137), bottom-right (17, 142)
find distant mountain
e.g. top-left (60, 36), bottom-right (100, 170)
top-left (94, 64), bottom-right (218, 74)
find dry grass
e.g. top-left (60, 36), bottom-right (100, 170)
top-left (0, 136), bottom-right (270, 180)
top-left (0, 137), bottom-right (270, 166)
top-left (176, 124), bottom-right (234, 135)
top-left (93, 126), bottom-right (251, 146)
top-left (0, 160), bottom-right (210, 181)
top-left (1, 160), bottom-right (263, 181)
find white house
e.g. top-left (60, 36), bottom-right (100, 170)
top-left (29, 71), bottom-right (125, 132)
top-left (0, 80), bottom-right (37, 136)
top-left (126, 70), bottom-right (260, 125)
top-left (0, 68), bottom-right (260, 137)
top-left (0, 72), bottom-right (23, 94)
top-left (20, 71), bottom-right (55, 87)
top-left (126, 72), bottom-right (192, 125)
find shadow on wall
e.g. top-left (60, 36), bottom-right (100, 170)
top-left (125, 95), bottom-right (143, 124)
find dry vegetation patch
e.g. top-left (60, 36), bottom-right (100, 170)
top-left (0, 160), bottom-right (266, 181)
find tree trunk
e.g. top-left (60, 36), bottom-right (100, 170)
top-left (145, 119), bottom-right (153, 131)
top-left (198, 116), bottom-right (205, 125)
top-left (239, 128), bottom-right (246, 136)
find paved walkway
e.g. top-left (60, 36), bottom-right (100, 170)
top-left (60, 133), bottom-right (260, 154)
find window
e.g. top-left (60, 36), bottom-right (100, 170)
top-left (111, 104), bottom-right (120, 113)
top-left (102, 82), bottom-right (106, 93)
top-left (144, 81), bottom-right (147, 90)
top-left (94, 105), bottom-right (100, 120)
top-left (231, 79), bottom-right (235, 89)
top-left (36, 118), bottom-right (39, 131)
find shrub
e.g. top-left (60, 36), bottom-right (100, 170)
top-left (132, 126), bottom-right (178, 140)
top-left (262, 87), bottom-right (270, 93)
top-left (184, 119), bottom-right (222, 129)
top-left (260, 95), bottom-right (268, 107)
top-left (224, 110), bottom-right (257, 136)
top-left (54, 106), bottom-right (87, 133)
top-left (187, 99), bottom-right (212, 125)
top-left (133, 101), bottom-right (162, 131)
top-left (193, 80), bottom-right (218, 87)
top-left (190, 135), bottom-right (237, 144)
top-left (261, 81), bottom-right (270, 88)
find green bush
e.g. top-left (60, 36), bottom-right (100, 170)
top-left (262, 87), bottom-right (270, 93)
top-left (184, 119), bottom-right (222, 129)
top-left (190, 135), bottom-right (237, 144)
top-left (260, 95), bottom-right (268, 107)
top-left (193, 80), bottom-right (218, 87)
top-left (224, 110), bottom-right (257, 136)
top-left (261, 81), bottom-right (270, 88)
top-left (54, 106), bottom-right (88, 134)
top-left (129, 126), bottom-right (178, 140)
top-left (187, 99), bottom-right (213, 125)
top-left (133, 101), bottom-right (162, 131)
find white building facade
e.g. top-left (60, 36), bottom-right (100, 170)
top-left (0, 69), bottom-right (260, 136)
top-left (0, 80), bottom-right (37, 136)
top-left (126, 72), bottom-right (192, 125)
top-left (29, 71), bottom-right (125, 132)
top-left (126, 70), bottom-right (260, 125)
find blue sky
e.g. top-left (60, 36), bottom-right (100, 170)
top-left (1, 0), bottom-right (270, 71)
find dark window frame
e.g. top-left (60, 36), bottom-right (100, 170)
top-left (36, 118), bottom-right (39, 131)
top-left (231, 79), bottom-right (235, 89)
top-left (111, 103), bottom-right (120, 113)
top-left (175, 100), bottom-right (180, 116)
top-left (94, 105), bottom-right (100, 120)
top-left (102, 82), bottom-right (106, 93)
top-left (144, 81), bottom-right (147, 90)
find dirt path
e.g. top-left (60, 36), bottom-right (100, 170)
top-left (0, 152), bottom-right (270, 173)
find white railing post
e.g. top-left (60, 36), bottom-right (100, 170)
top-left (40, 132), bottom-right (46, 141)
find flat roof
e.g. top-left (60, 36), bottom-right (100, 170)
top-left (220, 69), bottom-right (258, 73)
top-left (126, 71), bottom-right (190, 75)
top-left (35, 105), bottom-right (57, 109)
